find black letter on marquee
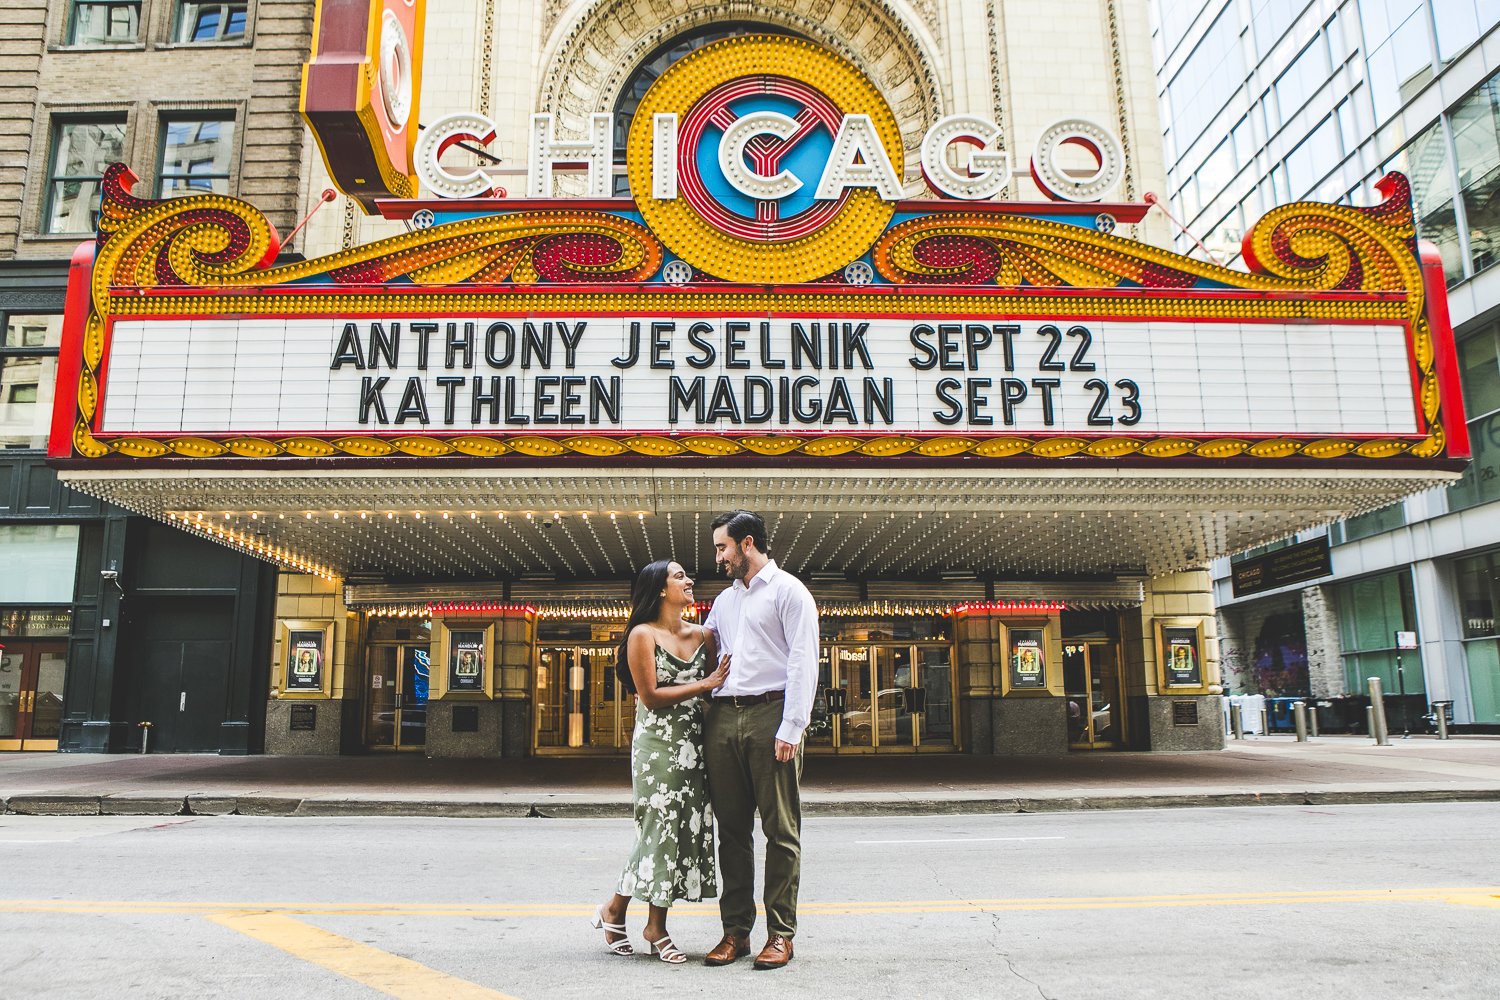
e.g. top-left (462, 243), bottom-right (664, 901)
top-left (792, 376), bottom-right (821, 423)
top-left (522, 322), bottom-right (552, 369)
top-left (668, 376), bottom-right (704, 423)
top-left (412, 322), bottom-right (438, 371)
top-left (824, 378), bottom-right (857, 424)
top-left (744, 376), bottom-right (773, 422)
top-left (557, 320), bottom-right (586, 369)
top-left (725, 321), bottom-right (751, 369)
top-left (705, 376), bottom-right (742, 422)
top-left (685, 321), bottom-right (716, 369)
top-left (589, 376), bottom-right (621, 423)
top-left (331, 323), bottom-right (366, 369)
top-left (436, 376), bottom-right (464, 423)
top-left (651, 322), bottom-right (675, 369)
top-left (1031, 378), bottom-right (1061, 425)
top-left (533, 375), bottom-right (559, 424)
top-left (864, 377), bottom-right (895, 424)
top-left (791, 323), bottom-right (821, 370)
top-left (472, 376), bottom-right (501, 424)
top-left (368, 322), bottom-right (400, 369)
top-left (999, 377), bottom-right (1028, 425)
top-left (844, 323), bottom-right (874, 369)
top-left (966, 378), bottom-right (994, 426)
top-left (504, 377), bottom-right (530, 425)
top-left (485, 322), bottom-right (516, 368)
top-left (394, 377), bottom-right (430, 423)
top-left (933, 378), bottom-right (963, 425)
top-left (993, 324), bottom-right (1019, 372)
top-left (444, 322), bottom-right (474, 370)
top-left (965, 325), bottom-right (993, 370)
top-left (759, 322), bottom-right (785, 369)
top-left (559, 375), bottom-right (586, 424)
top-left (909, 325), bottom-right (937, 370)
top-left (358, 376), bottom-right (389, 424)
top-left (613, 322), bottom-right (641, 368)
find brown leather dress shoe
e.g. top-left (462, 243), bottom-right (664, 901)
top-left (752, 934), bottom-right (794, 970)
top-left (703, 933), bottom-right (751, 967)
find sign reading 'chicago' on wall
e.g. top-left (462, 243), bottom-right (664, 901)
top-left (52, 33), bottom-right (1468, 467)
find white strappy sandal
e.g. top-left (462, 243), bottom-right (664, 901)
top-left (590, 905), bottom-right (634, 956)
top-left (648, 935), bottom-right (687, 965)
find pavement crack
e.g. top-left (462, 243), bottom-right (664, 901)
top-left (989, 913), bottom-right (1055, 1000)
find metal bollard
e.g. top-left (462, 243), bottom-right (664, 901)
top-left (1229, 703), bottom-right (1244, 740)
top-left (1308, 704), bottom-right (1319, 738)
top-left (1368, 677), bottom-right (1390, 746)
top-left (1365, 706), bottom-right (1375, 737)
top-left (1436, 705), bottom-right (1450, 740)
top-left (1261, 708), bottom-right (1270, 736)
top-left (1293, 701), bottom-right (1309, 742)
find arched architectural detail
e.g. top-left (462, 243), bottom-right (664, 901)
top-left (537, 0), bottom-right (943, 186)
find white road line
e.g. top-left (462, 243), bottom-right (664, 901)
top-left (854, 836), bottom-right (1065, 844)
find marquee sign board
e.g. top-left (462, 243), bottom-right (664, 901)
top-left (53, 35), bottom-right (1468, 470)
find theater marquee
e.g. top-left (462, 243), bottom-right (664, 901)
top-left (52, 35), bottom-right (1467, 468)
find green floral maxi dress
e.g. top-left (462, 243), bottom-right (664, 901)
top-left (615, 645), bottom-right (718, 906)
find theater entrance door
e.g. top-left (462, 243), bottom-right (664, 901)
top-left (534, 644), bottom-right (636, 752)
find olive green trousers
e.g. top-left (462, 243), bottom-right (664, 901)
top-left (704, 697), bottom-right (803, 939)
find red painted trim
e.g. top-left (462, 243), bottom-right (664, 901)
top-left (48, 242), bottom-right (95, 458)
top-left (374, 197), bottom-right (1154, 223)
top-left (1420, 240), bottom-right (1470, 459)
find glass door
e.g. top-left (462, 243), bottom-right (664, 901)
top-left (366, 644), bottom-right (429, 750)
top-left (534, 644), bottom-right (632, 751)
top-left (0, 640), bottom-right (67, 752)
top-left (1063, 641), bottom-right (1124, 749)
top-left (814, 642), bottom-right (957, 753)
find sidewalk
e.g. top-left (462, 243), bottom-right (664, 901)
top-left (3, 735), bottom-right (1499, 818)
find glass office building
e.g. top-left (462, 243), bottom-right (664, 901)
top-left (1152, 1), bottom-right (1500, 727)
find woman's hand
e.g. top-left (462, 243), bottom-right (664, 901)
top-left (701, 652), bottom-right (730, 694)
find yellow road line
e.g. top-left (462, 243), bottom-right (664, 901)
top-left (207, 911), bottom-right (520, 1000)
top-left (5, 887), bottom-right (1498, 916)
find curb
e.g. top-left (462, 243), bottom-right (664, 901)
top-left (5, 788), bottom-right (1500, 818)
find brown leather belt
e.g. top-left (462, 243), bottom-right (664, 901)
top-left (719, 690), bottom-right (785, 708)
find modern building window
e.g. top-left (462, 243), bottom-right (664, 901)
top-left (68, 0), bottom-right (141, 45)
top-left (1284, 116), bottom-right (1340, 199)
top-left (1329, 503), bottom-right (1406, 545)
top-left (1270, 38), bottom-right (1330, 134)
top-left (0, 314), bottom-right (64, 450)
top-left (1360, 0), bottom-right (1434, 125)
top-left (1431, 0), bottom-right (1488, 63)
top-left (43, 117), bottom-right (127, 234)
top-left (1248, 0), bottom-right (1308, 60)
top-left (1164, 5), bottom-right (1243, 162)
top-left (173, 2), bottom-right (248, 44)
top-left (1335, 569), bottom-right (1421, 695)
top-left (1389, 122), bottom-right (1464, 283)
top-left (157, 116), bottom-right (236, 197)
top-left (1454, 548), bottom-right (1500, 723)
top-left (1449, 72), bottom-right (1500, 277)
top-left (1447, 322), bottom-right (1500, 513)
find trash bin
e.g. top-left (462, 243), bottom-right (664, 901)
top-left (1314, 695), bottom-right (1369, 734)
top-left (1266, 696), bottom-right (1305, 733)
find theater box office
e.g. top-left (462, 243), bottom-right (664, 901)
top-left (44, 34), bottom-right (1470, 756)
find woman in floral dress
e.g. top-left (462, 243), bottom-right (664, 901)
top-left (591, 559), bottom-right (729, 964)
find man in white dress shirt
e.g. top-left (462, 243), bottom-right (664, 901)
top-left (700, 510), bottom-right (819, 971)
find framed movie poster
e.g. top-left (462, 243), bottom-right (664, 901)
top-left (1155, 619), bottom-right (1207, 690)
top-left (437, 621), bottom-right (494, 698)
top-left (278, 620), bottom-right (334, 697)
top-left (1007, 627), bottom-right (1048, 690)
top-left (448, 629), bottom-right (486, 692)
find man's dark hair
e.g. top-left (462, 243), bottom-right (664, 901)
top-left (711, 509), bottom-right (769, 555)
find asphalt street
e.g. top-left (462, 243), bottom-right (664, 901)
top-left (1, 803), bottom-right (1497, 999)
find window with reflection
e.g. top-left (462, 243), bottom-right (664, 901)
top-left (1430, 0), bottom-right (1492, 63)
top-left (44, 118), bottom-right (126, 234)
top-left (1165, 6), bottom-right (1243, 163)
top-left (1335, 569), bottom-right (1421, 693)
top-left (1449, 73), bottom-right (1500, 277)
top-left (1447, 323), bottom-right (1500, 513)
top-left (0, 315), bottom-right (62, 450)
top-left (1360, 0), bottom-right (1433, 124)
top-left (174, 2), bottom-right (249, 43)
top-left (1248, 0), bottom-right (1309, 59)
top-left (1388, 124), bottom-right (1463, 283)
top-left (157, 116), bottom-right (236, 197)
top-left (68, 1), bottom-right (141, 45)
top-left (1271, 38), bottom-right (1330, 133)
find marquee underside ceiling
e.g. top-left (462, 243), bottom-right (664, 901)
top-left (57, 466), bottom-right (1454, 581)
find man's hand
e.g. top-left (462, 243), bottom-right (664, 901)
top-left (774, 739), bottom-right (797, 762)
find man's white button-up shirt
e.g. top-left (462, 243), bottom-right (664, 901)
top-left (703, 559), bottom-right (820, 745)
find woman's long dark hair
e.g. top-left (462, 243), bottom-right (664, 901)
top-left (616, 559), bottom-right (673, 693)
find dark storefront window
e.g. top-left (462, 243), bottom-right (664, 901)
top-left (44, 118), bottom-right (127, 234)
top-left (1335, 569), bottom-right (1422, 694)
top-left (1, 314), bottom-right (64, 450)
top-left (1447, 322), bottom-right (1500, 513)
top-left (1455, 550), bottom-right (1500, 723)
